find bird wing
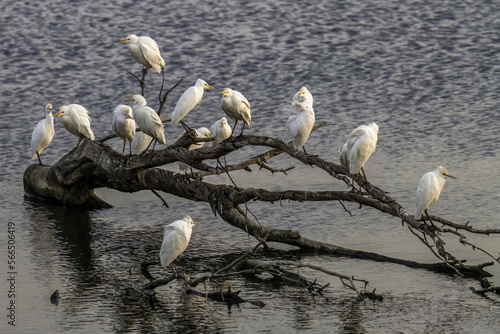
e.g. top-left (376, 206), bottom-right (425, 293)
top-left (144, 108), bottom-right (166, 144)
top-left (159, 223), bottom-right (191, 267)
top-left (172, 87), bottom-right (201, 125)
top-left (415, 172), bottom-right (435, 218)
top-left (140, 39), bottom-right (165, 72)
top-left (339, 143), bottom-right (349, 169)
top-left (30, 119), bottom-right (53, 158)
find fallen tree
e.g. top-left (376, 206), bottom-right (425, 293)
top-left (24, 77), bottom-right (500, 302)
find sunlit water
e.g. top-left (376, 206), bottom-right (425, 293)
top-left (1, 0), bottom-right (500, 333)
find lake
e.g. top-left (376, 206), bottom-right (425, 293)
top-left (1, 0), bottom-right (500, 332)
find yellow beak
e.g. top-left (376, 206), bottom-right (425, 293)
top-left (53, 112), bottom-right (62, 117)
top-left (118, 38), bottom-right (129, 42)
top-left (192, 222), bottom-right (200, 225)
top-left (444, 173), bottom-right (457, 179)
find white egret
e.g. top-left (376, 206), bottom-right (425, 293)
top-left (111, 105), bottom-right (136, 155)
top-left (54, 104), bottom-right (95, 143)
top-left (291, 87), bottom-right (313, 108)
top-left (339, 122), bottom-right (380, 181)
top-left (220, 87), bottom-right (251, 136)
top-left (210, 117), bottom-right (232, 145)
top-left (178, 127), bottom-right (211, 173)
top-left (159, 216), bottom-right (199, 270)
top-left (125, 95), bottom-right (166, 151)
top-left (30, 104), bottom-right (55, 165)
top-left (415, 166), bottom-right (456, 225)
top-left (130, 132), bottom-right (154, 155)
top-left (171, 78), bottom-right (215, 130)
top-left (286, 100), bottom-right (315, 152)
top-left (118, 34), bottom-right (165, 73)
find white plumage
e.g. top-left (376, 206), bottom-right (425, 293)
top-left (339, 122), bottom-right (379, 175)
top-left (415, 166), bottom-right (456, 221)
top-left (130, 132), bottom-right (154, 155)
top-left (54, 104), bottom-right (95, 142)
top-left (178, 127), bottom-right (211, 173)
top-left (118, 34), bottom-right (165, 73)
top-left (30, 104), bottom-right (55, 165)
top-left (210, 117), bottom-right (232, 145)
top-left (159, 216), bottom-right (199, 269)
top-left (171, 79), bottom-right (215, 126)
top-left (220, 87), bottom-right (251, 136)
top-left (286, 100), bottom-right (315, 151)
top-left (125, 95), bottom-right (166, 147)
top-left (112, 105), bottom-right (136, 155)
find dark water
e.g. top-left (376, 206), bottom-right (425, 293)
top-left (1, 0), bottom-right (500, 332)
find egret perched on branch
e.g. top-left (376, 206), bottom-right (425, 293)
top-left (339, 122), bottom-right (380, 182)
top-left (125, 95), bottom-right (166, 151)
top-left (171, 79), bottom-right (215, 131)
top-left (178, 127), bottom-right (211, 173)
top-left (159, 216), bottom-right (199, 271)
top-left (118, 34), bottom-right (165, 73)
top-left (415, 166), bottom-right (456, 225)
top-left (111, 105), bottom-right (136, 155)
top-left (220, 87), bottom-right (251, 136)
top-left (286, 99), bottom-right (315, 152)
top-left (30, 104), bottom-right (55, 165)
top-left (54, 104), bottom-right (95, 144)
top-left (210, 117), bottom-right (232, 145)
top-left (291, 87), bottom-right (314, 108)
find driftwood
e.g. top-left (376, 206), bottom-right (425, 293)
top-left (23, 129), bottom-right (499, 278)
top-left (23, 74), bottom-right (500, 304)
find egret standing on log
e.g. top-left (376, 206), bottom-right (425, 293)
top-left (30, 104), bottom-right (55, 165)
top-left (171, 79), bottom-right (215, 131)
top-left (54, 104), bottom-right (95, 144)
top-left (220, 87), bottom-right (251, 137)
top-left (415, 166), bottom-right (456, 226)
top-left (210, 117), bottom-right (232, 145)
top-left (286, 99), bottom-right (315, 153)
top-left (118, 34), bottom-right (165, 74)
top-left (339, 122), bottom-right (380, 182)
top-left (159, 216), bottom-right (199, 271)
top-left (111, 105), bottom-right (136, 155)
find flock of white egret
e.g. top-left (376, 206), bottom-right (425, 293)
top-left (29, 34), bottom-right (456, 270)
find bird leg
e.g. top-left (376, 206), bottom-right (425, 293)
top-left (231, 121), bottom-right (238, 137)
top-left (128, 141), bottom-right (132, 156)
top-left (361, 167), bottom-right (369, 184)
top-left (302, 146), bottom-right (308, 155)
top-left (238, 123), bottom-right (246, 137)
top-left (36, 151), bottom-right (43, 166)
top-left (142, 139), bottom-right (156, 153)
top-left (424, 209), bottom-right (437, 228)
top-left (122, 141), bottom-right (126, 155)
top-left (180, 120), bottom-right (192, 132)
top-left (169, 263), bottom-right (179, 274)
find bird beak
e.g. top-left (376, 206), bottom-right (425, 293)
top-left (298, 92), bottom-right (304, 96)
top-left (444, 173), bottom-right (457, 179)
top-left (377, 134), bottom-right (381, 139)
top-left (53, 112), bottom-right (62, 117)
top-left (118, 38), bottom-right (129, 42)
top-left (126, 114), bottom-right (133, 119)
top-left (192, 222), bottom-right (200, 225)
top-left (207, 85), bottom-right (215, 89)
top-left (124, 99), bottom-right (133, 102)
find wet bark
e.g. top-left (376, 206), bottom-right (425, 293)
top-left (23, 128), bottom-right (500, 278)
